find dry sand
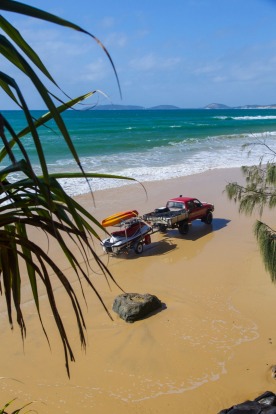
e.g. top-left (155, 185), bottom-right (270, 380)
top-left (0, 167), bottom-right (275, 414)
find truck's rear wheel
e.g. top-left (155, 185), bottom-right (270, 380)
top-left (205, 212), bottom-right (213, 224)
top-left (178, 221), bottom-right (189, 235)
top-left (158, 224), bottom-right (167, 232)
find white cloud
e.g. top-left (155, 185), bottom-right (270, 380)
top-left (135, 29), bottom-right (150, 39)
top-left (194, 63), bottom-right (223, 75)
top-left (193, 50), bottom-right (276, 85)
top-left (8, 17), bottom-right (99, 59)
top-left (129, 53), bottom-right (181, 71)
top-left (212, 75), bottom-right (228, 83)
top-left (161, 57), bottom-right (181, 69)
top-left (81, 58), bottom-right (109, 82)
top-left (104, 32), bottom-right (128, 48)
top-left (129, 53), bottom-right (157, 71)
top-left (100, 16), bottom-right (116, 29)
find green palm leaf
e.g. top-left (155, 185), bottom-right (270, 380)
top-left (0, 91), bottom-right (97, 163)
top-left (0, 14), bottom-right (58, 86)
top-left (0, 398), bottom-right (32, 414)
top-left (225, 141), bottom-right (275, 282)
top-left (255, 221), bottom-right (276, 282)
top-left (0, 0), bottom-right (121, 98)
top-left (0, 0), bottom-right (129, 376)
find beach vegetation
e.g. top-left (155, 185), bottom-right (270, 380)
top-left (225, 141), bottom-right (276, 281)
top-left (0, 0), bottom-right (130, 376)
top-left (0, 398), bottom-right (32, 414)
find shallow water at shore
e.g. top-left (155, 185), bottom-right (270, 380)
top-left (3, 108), bottom-right (276, 195)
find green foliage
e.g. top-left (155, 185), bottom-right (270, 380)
top-left (254, 221), bottom-right (276, 282)
top-left (226, 161), bottom-right (276, 216)
top-left (225, 141), bottom-right (276, 282)
top-left (0, 398), bottom-right (32, 414)
top-left (0, 1), bottom-right (129, 375)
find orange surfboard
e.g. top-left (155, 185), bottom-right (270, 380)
top-left (101, 210), bottom-right (138, 227)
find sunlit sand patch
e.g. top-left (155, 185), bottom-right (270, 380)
top-left (60, 294), bottom-right (259, 404)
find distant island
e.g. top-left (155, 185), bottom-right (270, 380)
top-left (94, 104), bottom-right (144, 110)
top-left (148, 105), bottom-right (181, 110)
top-left (204, 103), bottom-right (230, 109)
top-left (93, 103), bottom-right (276, 110)
top-left (94, 104), bottom-right (181, 110)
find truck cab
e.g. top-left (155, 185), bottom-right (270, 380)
top-left (166, 196), bottom-right (214, 223)
top-left (143, 196), bottom-right (214, 235)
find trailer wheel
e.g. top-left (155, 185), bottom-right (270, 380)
top-left (135, 242), bottom-right (143, 254)
top-left (205, 212), bottom-right (213, 224)
top-left (178, 221), bottom-right (189, 235)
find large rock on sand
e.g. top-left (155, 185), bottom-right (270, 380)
top-left (219, 391), bottom-right (276, 413)
top-left (113, 293), bottom-right (162, 323)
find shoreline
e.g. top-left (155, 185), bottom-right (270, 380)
top-left (76, 167), bottom-right (249, 233)
top-left (60, 162), bottom-right (263, 197)
top-left (1, 166), bottom-right (275, 414)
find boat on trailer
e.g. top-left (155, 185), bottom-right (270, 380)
top-left (101, 213), bottom-right (153, 255)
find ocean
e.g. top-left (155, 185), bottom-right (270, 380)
top-left (2, 108), bottom-right (276, 196)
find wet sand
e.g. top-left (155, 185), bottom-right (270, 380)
top-left (0, 167), bottom-right (275, 414)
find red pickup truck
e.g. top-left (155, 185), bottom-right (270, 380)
top-left (143, 196), bottom-right (214, 234)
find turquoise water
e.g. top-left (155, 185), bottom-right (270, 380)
top-left (2, 108), bottom-right (276, 195)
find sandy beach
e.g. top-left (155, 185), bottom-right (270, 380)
top-left (0, 167), bottom-right (275, 414)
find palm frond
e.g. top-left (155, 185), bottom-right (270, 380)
top-left (254, 221), bottom-right (276, 282)
top-left (226, 142), bottom-right (275, 282)
top-left (0, 91), bottom-right (96, 162)
top-left (266, 163), bottom-right (276, 185)
top-left (0, 0), bottom-right (121, 98)
top-left (0, 161), bottom-right (124, 375)
top-left (0, 14), bottom-right (58, 86)
top-left (0, 398), bottom-right (32, 414)
top-left (0, 0), bottom-right (128, 376)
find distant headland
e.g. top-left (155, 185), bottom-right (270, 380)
top-left (94, 103), bottom-right (276, 110)
top-left (94, 104), bottom-right (181, 110)
top-left (203, 103), bottom-right (276, 109)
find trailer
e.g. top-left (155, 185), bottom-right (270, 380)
top-left (101, 215), bottom-right (154, 255)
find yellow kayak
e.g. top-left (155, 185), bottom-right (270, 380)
top-left (102, 210), bottom-right (138, 227)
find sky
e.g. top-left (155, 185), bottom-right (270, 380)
top-left (2, 0), bottom-right (276, 109)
